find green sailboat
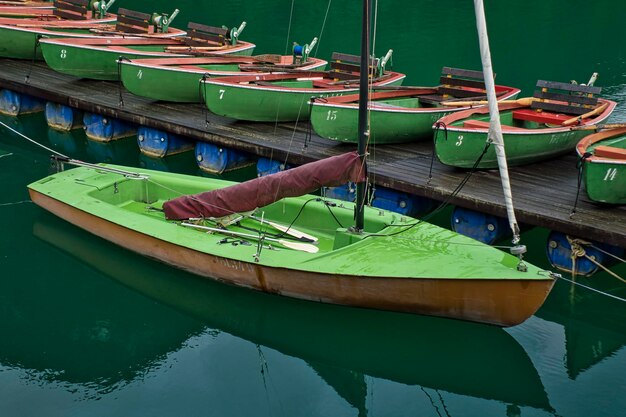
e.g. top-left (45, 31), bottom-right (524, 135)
top-left (434, 80), bottom-right (616, 168)
top-left (27, 153), bottom-right (554, 327)
top-left (120, 39), bottom-right (326, 103)
top-left (40, 21), bottom-right (255, 80)
top-left (576, 126), bottom-right (626, 204)
top-left (201, 50), bottom-right (405, 122)
top-left (25, 0), bottom-right (555, 327)
top-left (309, 67), bottom-right (520, 144)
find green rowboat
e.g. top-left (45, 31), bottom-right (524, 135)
top-left (40, 21), bottom-right (256, 80)
top-left (576, 126), bottom-right (626, 204)
top-left (28, 153), bottom-right (555, 327)
top-left (434, 99), bottom-right (616, 168)
top-left (120, 54), bottom-right (327, 103)
top-left (435, 79), bottom-right (616, 168)
top-left (201, 50), bottom-right (405, 122)
top-left (40, 37), bottom-right (193, 80)
top-left (310, 84), bottom-right (520, 144)
top-left (0, 15), bottom-right (117, 59)
top-left (310, 66), bottom-right (521, 144)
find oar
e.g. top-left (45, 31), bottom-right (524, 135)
top-left (562, 102), bottom-right (609, 126)
top-left (248, 215), bottom-right (318, 243)
top-left (440, 97), bottom-right (536, 107)
top-left (570, 123), bottom-right (626, 131)
top-left (180, 222), bottom-right (319, 253)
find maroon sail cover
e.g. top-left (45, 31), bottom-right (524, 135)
top-left (163, 151), bottom-right (366, 220)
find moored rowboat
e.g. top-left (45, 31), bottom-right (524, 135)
top-left (201, 50), bottom-right (405, 122)
top-left (576, 126), bottom-right (626, 204)
top-left (120, 54), bottom-right (327, 103)
top-left (40, 21), bottom-right (256, 80)
top-left (0, 14), bottom-right (117, 59)
top-left (309, 67), bottom-right (520, 144)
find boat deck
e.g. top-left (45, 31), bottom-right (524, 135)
top-left (1, 58), bottom-right (625, 248)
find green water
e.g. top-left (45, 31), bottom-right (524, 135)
top-left (1, 1), bottom-right (626, 416)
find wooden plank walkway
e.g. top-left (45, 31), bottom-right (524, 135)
top-left (1, 58), bottom-right (625, 248)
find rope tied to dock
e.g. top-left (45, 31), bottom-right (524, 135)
top-left (116, 56), bottom-right (131, 107)
top-left (570, 152), bottom-right (592, 217)
top-left (566, 235), bottom-right (626, 284)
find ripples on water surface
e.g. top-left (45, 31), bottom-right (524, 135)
top-left (1, 0), bottom-right (626, 416)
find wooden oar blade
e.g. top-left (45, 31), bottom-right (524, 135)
top-left (278, 239), bottom-right (319, 253)
top-left (180, 222), bottom-right (319, 253)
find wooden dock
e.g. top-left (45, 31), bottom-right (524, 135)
top-left (1, 58), bottom-right (625, 248)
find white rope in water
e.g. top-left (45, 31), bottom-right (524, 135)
top-left (0, 152), bottom-right (13, 159)
top-left (556, 274), bottom-right (626, 303)
top-left (0, 120), bottom-right (68, 158)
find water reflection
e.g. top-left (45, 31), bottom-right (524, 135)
top-left (537, 275), bottom-right (626, 379)
top-left (30, 213), bottom-right (551, 413)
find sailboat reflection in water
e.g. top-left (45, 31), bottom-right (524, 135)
top-left (31, 213), bottom-right (552, 413)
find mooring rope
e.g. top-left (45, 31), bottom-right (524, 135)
top-left (571, 152), bottom-right (591, 216)
top-left (565, 235), bottom-right (626, 284)
top-left (556, 274), bottom-right (626, 303)
top-left (0, 120), bottom-right (68, 158)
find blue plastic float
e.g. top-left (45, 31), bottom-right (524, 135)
top-left (83, 113), bottom-right (136, 142)
top-left (256, 157), bottom-right (292, 177)
top-left (546, 230), bottom-right (625, 276)
top-left (0, 89), bottom-right (44, 116)
top-left (451, 206), bottom-right (510, 244)
top-left (45, 102), bottom-right (83, 132)
top-left (195, 142), bottom-right (253, 174)
top-left (137, 127), bottom-right (194, 158)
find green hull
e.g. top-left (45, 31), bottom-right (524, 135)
top-left (583, 161), bottom-right (626, 204)
top-left (41, 38), bottom-right (255, 81)
top-left (40, 41), bottom-right (179, 81)
top-left (121, 61), bottom-right (232, 102)
top-left (311, 99), bottom-right (452, 143)
top-left (0, 25), bottom-right (104, 59)
top-left (120, 58), bottom-right (326, 103)
top-left (310, 92), bottom-right (520, 144)
top-left (202, 75), bottom-right (405, 122)
top-left (434, 101), bottom-right (616, 168)
top-left (28, 163), bottom-right (554, 326)
top-left (578, 130), bottom-right (626, 204)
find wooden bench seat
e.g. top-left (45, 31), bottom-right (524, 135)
top-left (53, 0), bottom-right (92, 20)
top-left (115, 8), bottom-right (155, 34)
top-left (439, 67), bottom-right (490, 98)
top-left (185, 22), bottom-right (230, 46)
top-left (512, 109), bottom-right (571, 125)
top-left (329, 52), bottom-right (377, 80)
top-left (594, 145), bottom-right (626, 160)
top-left (462, 119), bottom-right (527, 132)
top-left (530, 80), bottom-right (601, 116)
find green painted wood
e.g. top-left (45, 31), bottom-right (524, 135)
top-left (434, 101), bottom-right (616, 168)
top-left (310, 87), bottom-right (520, 144)
top-left (120, 57), bottom-right (327, 103)
top-left (202, 71), bottom-right (405, 122)
top-left (577, 128), bottom-right (626, 204)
